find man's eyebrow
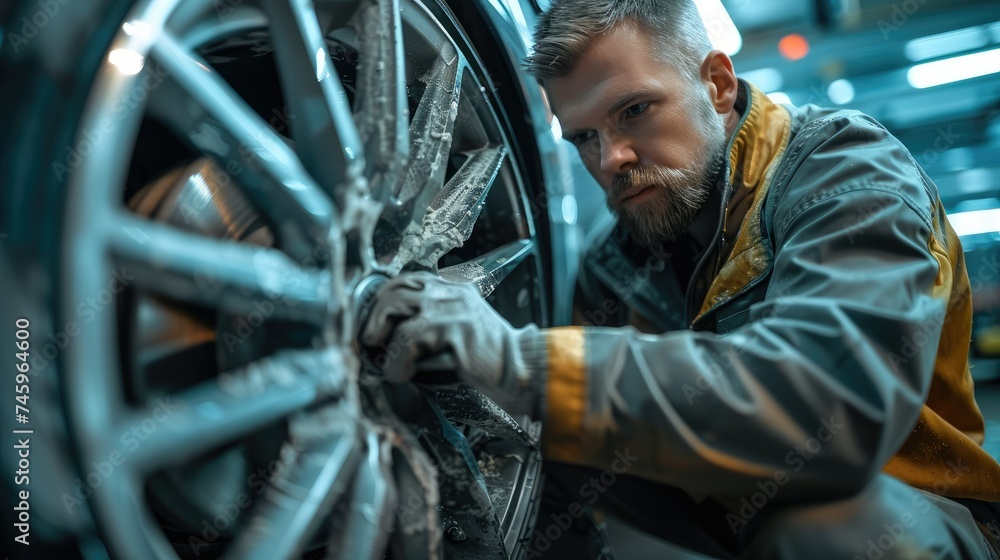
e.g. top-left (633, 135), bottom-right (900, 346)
top-left (559, 90), bottom-right (653, 140)
top-left (607, 91), bottom-right (651, 117)
top-left (561, 127), bottom-right (583, 141)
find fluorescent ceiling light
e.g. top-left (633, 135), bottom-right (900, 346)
top-left (827, 79), bottom-right (855, 105)
top-left (740, 68), bottom-right (783, 93)
top-left (904, 24), bottom-right (990, 62)
top-left (907, 47), bottom-right (1000, 89)
top-left (694, 0), bottom-right (742, 56)
top-left (953, 168), bottom-right (993, 193)
top-left (948, 208), bottom-right (1000, 237)
top-left (767, 91), bottom-right (792, 105)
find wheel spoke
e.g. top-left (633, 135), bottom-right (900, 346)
top-left (60, 1), bottom-right (551, 558)
top-left (324, 427), bottom-right (397, 560)
top-left (147, 84), bottom-right (333, 263)
top-left (222, 406), bottom-right (363, 560)
top-left (354, 0), bottom-right (409, 201)
top-left (386, 435), bottom-right (442, 560)
top-left (174, 3), bottom-right (267, 50)
top-left (427, 146), bottom-right (506, 239)
top-left (365, 386), bottom-right (442, 559)
top-left (149, 31), bottom-right (336, 262)
top-left (117, 349), bottom-right (346, 473)
top-left (438, 239), bottom-right (534, 297)
top-left (109, 213), bottom-right (330, 324)
top-left (93, 474), bottom-right (176, 559)
top-left (263, 0), bottom-right (366, 208)
top-left (393, 144), bottom-right (505, 269)
top-left (392, 50), bottom-right (463, 218)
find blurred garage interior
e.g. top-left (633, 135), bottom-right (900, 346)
top-left (547, 0), bottom-right (1000, 556)
top-left (1, 0), bottom-right (999, 558)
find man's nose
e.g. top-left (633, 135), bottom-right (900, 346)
top-left (599, 131), bottom-right (637, 175)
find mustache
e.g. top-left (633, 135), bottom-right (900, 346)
top-left (610, 166), bottom-right (692, 201)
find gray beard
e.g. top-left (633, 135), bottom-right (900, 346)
top-left (608, 127), bottom-right (727, 248)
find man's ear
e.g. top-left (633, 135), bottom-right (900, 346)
top-left (699, 50), bottom-right (738, 114)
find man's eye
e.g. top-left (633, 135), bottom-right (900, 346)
top-left (571, 131), bottom-right (594, 146)
top-left (624, 102), bottom-right (650, 117)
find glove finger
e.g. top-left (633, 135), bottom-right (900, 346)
top-left (382, 270), bottom-right (435, 292)
top-left (361, 274), bottom-right (436, 346)
top-left (380, 346), bottom-right (416, 383)
top-left (361, 289), bottom-right (424, 347)
top-left (378, 321), bottom-right (432, 383)
top-left (362, 272), bottom-right (456, 346)
top-left (380, 319), bottom-right (454, 383)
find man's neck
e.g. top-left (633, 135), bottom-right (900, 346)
top-left (684, 82), bottom-right (749, 251)
top-left (684, 169), bottom-right (726, 253)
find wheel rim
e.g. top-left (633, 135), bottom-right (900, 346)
top-left (61, 0), bottom-right (546, 558)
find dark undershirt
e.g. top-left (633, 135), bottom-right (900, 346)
top-left (669, 167), bottom-right (726, 299)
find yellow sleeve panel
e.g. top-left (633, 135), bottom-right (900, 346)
top-left (885, 205), bottom-right (1000, 500)
top-left (923, 212), bottom-right (982, 441)
top-left (541, 326), bottom-right (588, 463)
top-left (885, 407), bottom-right (1000, 500)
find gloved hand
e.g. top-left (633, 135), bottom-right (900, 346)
top-left (360, 272), bottom-right (547, 418)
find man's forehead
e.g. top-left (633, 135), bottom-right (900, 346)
top-left (545, 63), bottom-right (666, 127)
top-left (542, 24), bottom-right (667, 122)
top-left (547, 68), bottom-right (627, 116)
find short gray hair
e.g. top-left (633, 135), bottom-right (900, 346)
top-left (524, 0), bottom-right (713, 82)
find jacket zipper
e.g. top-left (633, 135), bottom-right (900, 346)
top-left (685, 117), bottom-right (826, 327)
top-left (685, 182), bottom-right (732, 326)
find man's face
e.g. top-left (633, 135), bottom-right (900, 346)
top-left (546, 23), bottom-right (727, 247)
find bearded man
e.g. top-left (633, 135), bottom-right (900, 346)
top-left (362, 1), bottom-right (1000, 557)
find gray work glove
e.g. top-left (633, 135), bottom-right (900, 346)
top-left (360, 272), bottom-right (547, 418)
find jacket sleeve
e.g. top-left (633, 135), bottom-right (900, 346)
top-left (541, 119), bottom-right (949, 501)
